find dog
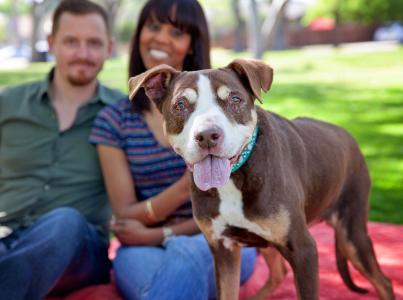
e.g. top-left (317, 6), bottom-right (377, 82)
top-left (128, 59), bottom-right (394, 300)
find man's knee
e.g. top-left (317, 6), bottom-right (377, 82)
top-left (39, 207), bottom-right (88, 241)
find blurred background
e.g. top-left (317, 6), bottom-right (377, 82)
top-left (0, 0), bottom-right (402, 225)
top-left (0, 0), bottom-right (402, 63)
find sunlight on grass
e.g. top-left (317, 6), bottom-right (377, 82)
top-left (376, 124), bottom-right (403, 136)
top-left (1, 46), bottom-right (402, 223)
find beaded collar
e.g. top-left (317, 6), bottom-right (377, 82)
top-left (231, 127), bottom-right (259, 173)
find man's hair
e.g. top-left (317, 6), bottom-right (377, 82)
top-left (51, 0), bottom-right (110, 36)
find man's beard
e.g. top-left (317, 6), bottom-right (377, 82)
top-left (67, 61), bottom-right (102, 86)
top-left (68, 73), bottom-right (96, 86)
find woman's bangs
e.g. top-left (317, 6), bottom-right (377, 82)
top-left (151, 2), bottom-right (197, 34)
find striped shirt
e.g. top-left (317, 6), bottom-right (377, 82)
top-left (89, 98), bottom-right (192, 220)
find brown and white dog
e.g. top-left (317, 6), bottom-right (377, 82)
top-left (128, 59), bottom-right (394, 300)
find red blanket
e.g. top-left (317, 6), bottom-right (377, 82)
top-left (49, 222), bottom-right (403, 300)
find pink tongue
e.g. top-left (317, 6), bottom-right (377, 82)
top-left (193, 155), bottom-right (231, 191)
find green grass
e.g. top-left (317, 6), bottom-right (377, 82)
top-left (1, 46), bottom-right (402, 224)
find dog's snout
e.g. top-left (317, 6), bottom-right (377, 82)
top-left (195, 127), bottom-right (223, 149)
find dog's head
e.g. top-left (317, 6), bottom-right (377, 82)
top-left (129, 59), bottom-right (273, 191)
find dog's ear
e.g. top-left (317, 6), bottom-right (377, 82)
top-left (226, 59), bottom-right (273, 103)
top-left (128, 64), bottom-right (179, 109)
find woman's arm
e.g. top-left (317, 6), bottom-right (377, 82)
top-left (111, 218), bottom-right (200, 246)
top-left (170, 218), bottom-right (200, 236)
top-left (97, 144), bottom-right (191, 225)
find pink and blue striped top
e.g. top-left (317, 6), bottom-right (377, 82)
top-left (90, 98), bottom-right (192, 220)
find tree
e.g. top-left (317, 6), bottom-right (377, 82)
top-left (246, 0), bottom-right (290, 58)
top-left (303, 0), bottom-right (403, 25)
top-left (0, 0), bottom-right (29, 50)
top-left (231, 0), bottom-right (246, 52)
top-left (9, 1), bottom-right (22, 50)
top-left (96, 0), bottom-right (122, 57)
top-left (29, 0), bottom-right (59, 62)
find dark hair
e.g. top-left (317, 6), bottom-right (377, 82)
top-left (129, 0), bottom-right (211, 113)
top-left (51, 0), bottom-right (110, 36)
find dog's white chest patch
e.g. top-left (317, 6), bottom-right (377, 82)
top-left (211, 180), bottom-right (268, 249)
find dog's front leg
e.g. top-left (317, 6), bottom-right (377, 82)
top-left (281, 228), bottom-right (319, 300)
top-left (210, 241), bottom-right (241, 300)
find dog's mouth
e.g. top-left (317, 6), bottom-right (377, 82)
top-left (190, 155), bottom-right (231, 191)
top-left (185, 132), bottom-right (254, 191)
top-left (187, 153), bottom-right (241, 191)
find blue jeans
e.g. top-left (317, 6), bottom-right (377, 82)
top-left (114, 234), bottom-right (256, 300)
top-left (0, 207), bottom-right (111, 300)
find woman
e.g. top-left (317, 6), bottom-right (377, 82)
top-left (90, 0), bottom-right (256, 299)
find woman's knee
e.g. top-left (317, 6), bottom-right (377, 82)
top-left (114, 246), bottom-right (164, 273)
top-left (240, 247), bottom-right (257, 283)
top-left (113, 247), bottom-right (132, 273)
top-left (164, 235), bottom-right (213, 274)
top-left (113, 246), bottom-right (165, 300)
top-left (167, 235), bottom-right (210, 256)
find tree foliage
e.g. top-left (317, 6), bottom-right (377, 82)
top-left (304, 0), bottom-right (403, 25)
top-left (0, 0), bottom-right (29, 14)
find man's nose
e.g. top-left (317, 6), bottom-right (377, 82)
top-left (76, 43), bottom-right (90, 57)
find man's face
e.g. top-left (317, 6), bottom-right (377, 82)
top-left (48, 12), bottom-right (112, 86)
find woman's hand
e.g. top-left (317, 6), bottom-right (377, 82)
top-left (110, 218), bottom-right (162, 246)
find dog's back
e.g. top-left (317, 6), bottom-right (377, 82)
top-left (244, 107), bottom-right (369, 224)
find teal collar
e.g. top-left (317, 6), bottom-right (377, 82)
top-left (231, 127), bottom-right (259, 173)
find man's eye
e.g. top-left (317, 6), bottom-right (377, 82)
top-left (64, 38), bottom-right (78, 47)
top-left (88, 39), bottom-right (103, 48)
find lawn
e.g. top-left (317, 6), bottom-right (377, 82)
top-left (1, 45), bottom-right (402, 224)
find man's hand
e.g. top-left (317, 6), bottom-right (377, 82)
top-left (110, 218), bottom-right (161, 246)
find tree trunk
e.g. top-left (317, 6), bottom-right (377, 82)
top-left (247, 0), bottom-right (290, 59)
top-left (247, 0), bottom-right (262, 58)
top-left (30, 0), bottom-right (60, 62)
top-left (30, 2), bottom-right (41, 62)
top-left (9, 1), bottom-right (22, 51)
top-left (332, 0), bottom-right (341, 47)
top-left (260, 0), bottom-right (289, 52)
top-left (231, 0), bottom-right (246, 52)
top-left (102, 0), bottom-right (122, 57)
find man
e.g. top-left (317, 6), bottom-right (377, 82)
top-left (0, 0), bottom-right (124, 298)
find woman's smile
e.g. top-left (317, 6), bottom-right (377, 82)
top-left (149, 48), bottom-right (169, 59)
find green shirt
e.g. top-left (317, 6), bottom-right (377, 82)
top-left (0, 70), bottom-right (124, 237)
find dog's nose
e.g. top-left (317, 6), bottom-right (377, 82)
top-left (195, 127), bottom-right (223, 149)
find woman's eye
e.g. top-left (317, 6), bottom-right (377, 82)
top-left (147, 22), bottom-right (160, 32)
top-left (171, 27), bottom-right (185, 37)
top-left (231, 96), bottom-right (242, 103)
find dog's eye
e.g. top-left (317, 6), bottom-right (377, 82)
top-left (174, 98), bottom-right (186, 111)
top-left (231, 96), bottom-right (242, 103)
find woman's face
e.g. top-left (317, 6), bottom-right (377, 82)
top-left (139, 18), bottom-right (192, 71)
